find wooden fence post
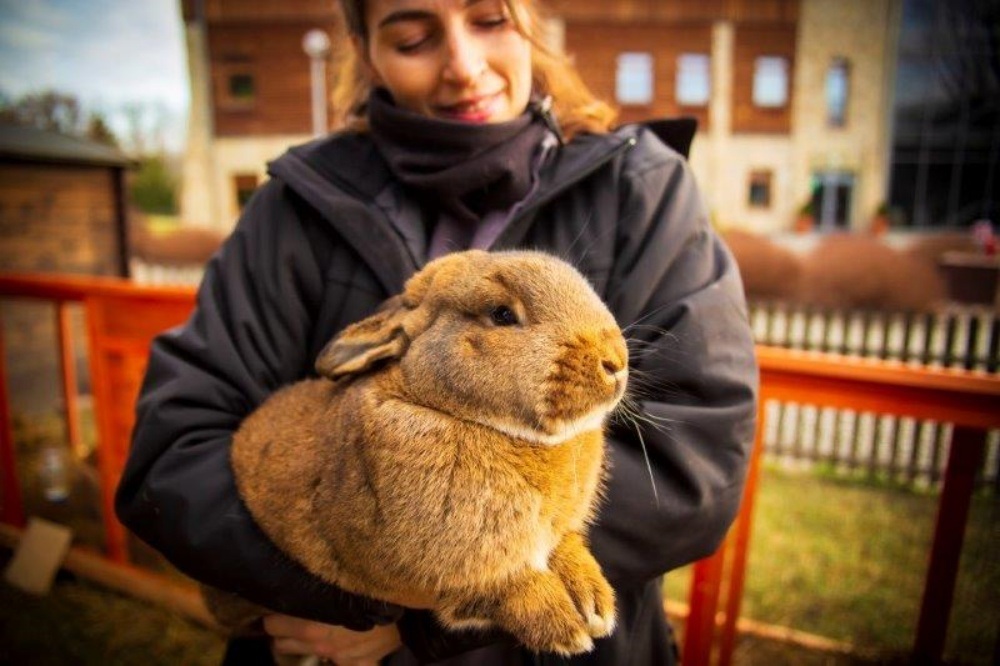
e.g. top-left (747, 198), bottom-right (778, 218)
top-left (913, 426), bottom-right (988, 664)
top-left (0, 317), bottom-right (25, 527)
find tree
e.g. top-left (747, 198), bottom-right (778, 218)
top-left (129, 155), bottom-right (178, 215)
top-left (86, 113), bottom-right (118, 147)
top-left (0, 89), bottom-right (84, 135)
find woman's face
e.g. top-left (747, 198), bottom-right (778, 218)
top-left (360, 0), bottom-right (533, 123)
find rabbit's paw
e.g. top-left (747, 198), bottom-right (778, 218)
top-left (441, 571), bottom-right (594, 656)
top-left (499, 570), bottom-right (595, 655)
top-left (550, 535), bottom-right (616, 638)
top-left (558, 565), bottom-right (616, 637)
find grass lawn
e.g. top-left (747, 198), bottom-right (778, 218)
top-left (664, 464), bottom-right (999, 664)
top-left (0, 562), bottom-right (225, 666)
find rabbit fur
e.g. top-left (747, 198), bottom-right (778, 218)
top-left (204, 249), bottom-right (629, 656)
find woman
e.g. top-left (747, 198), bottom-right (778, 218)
top-left (115, 0), bottom-right (758, 664)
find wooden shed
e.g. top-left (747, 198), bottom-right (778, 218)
top-left (0, 124), bottom-right (132, 277)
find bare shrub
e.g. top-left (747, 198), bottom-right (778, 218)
top-left (130, 222), bottom-right (225, 266)
top-left (722, 229), bottom-right (802, 301)
top-left (798, 234), bottom-right (945, 311)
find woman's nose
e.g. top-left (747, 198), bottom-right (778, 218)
top-left (442, 29), bottom-right (485, 85)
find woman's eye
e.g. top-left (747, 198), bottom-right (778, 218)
top-left (489, 305), bottom-right (519, 326)
top-left (475, 15), bottom-right (509, 29)
top-left (396, 35), bottom-right (429, 53)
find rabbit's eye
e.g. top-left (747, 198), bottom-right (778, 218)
top-left (489, 305), bottom-right (519, 326)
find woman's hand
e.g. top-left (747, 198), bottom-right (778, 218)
top-left (264, 614), bottom-right (402, 666)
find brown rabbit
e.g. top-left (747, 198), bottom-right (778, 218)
top-left (204, 249), bottom-right (628, 656)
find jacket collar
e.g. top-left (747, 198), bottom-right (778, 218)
top-left (267, 127), bottom-right (637, 291)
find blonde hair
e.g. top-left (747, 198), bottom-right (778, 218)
top-left (332, 0), bottom-right (617, 139)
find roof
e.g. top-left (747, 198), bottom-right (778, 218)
top-left (0, 123), bottom-right (133, 168)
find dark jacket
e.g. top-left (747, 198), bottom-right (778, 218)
top-left (115, 124), bottom-right (758, 665)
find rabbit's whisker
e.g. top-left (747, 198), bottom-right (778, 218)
top-left (611, 403), bottom-right (659, 507)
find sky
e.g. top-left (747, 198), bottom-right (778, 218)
top-left (0, 0), bottom-right (189, 151)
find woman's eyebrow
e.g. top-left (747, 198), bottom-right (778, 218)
top-left (377, 9), bottom-right (433, 30)
top-left (376, 0), bottom-right (492, 30)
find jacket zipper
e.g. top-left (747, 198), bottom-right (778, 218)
top-left (531, 95), bottom-right (565, 145)
top-left (497, 133), bottom-right (639, 246)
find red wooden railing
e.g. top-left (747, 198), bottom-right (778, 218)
top-left (0, 273), bottom-right (194, 559)
top-left (1, 273), bottom-right (998, 664)
top-left (683, 347), bottom-right (1000, 666)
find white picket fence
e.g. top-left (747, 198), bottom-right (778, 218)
top-left (749, 301), bottom-right (1000, 491)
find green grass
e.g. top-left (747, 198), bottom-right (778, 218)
top-left (0, 561), bottom-right (225, 666)
top-left (664, 464), bottom-right (999, 663)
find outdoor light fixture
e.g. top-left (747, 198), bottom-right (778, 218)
top-left (302, 29), bottom-right (332, 137)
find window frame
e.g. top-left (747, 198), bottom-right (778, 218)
top-left (615, 52), bottom-right (655, 107)
top-left (233, 173), bottom-right (259, 211)
top-left (676, 52), bottom-right (711, 108)
top-left (752, 56), bottom-right (790, 109)
top-left (826, 57), bottom-right (850, 128)
top-left (217, 61), bottom-right (257, 111)
top-left (748, 169), bottom-right (774, 209)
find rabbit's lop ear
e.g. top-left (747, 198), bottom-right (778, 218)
top-left (315, 296), bottom-right (409, 379)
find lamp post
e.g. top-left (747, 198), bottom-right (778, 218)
top-left (302, 29), bottom-right (331, 137)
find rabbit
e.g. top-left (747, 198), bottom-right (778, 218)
top-left (203, 249), bottom-right (629, 656)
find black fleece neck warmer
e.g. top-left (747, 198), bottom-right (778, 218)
top-left (367, 88), bottom-right (549, 223)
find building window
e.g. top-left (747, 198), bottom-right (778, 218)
top-left (228, 73), bottom-right (255, 102)
top-left (812, 171), bottom-right (855, 228)
top-left (826, 57), bottom-right (850, 127)
top-left (748, 170), bottom-right (773, 208)
top-left (218, 61), bottom-right (256, 109)
top-left (616, 52), bottom-right (654, 105)
top-left (676, 53), bottom-right (710, 107)
top-left (234, 173), bottom-right (259, 210)
top-left (752, 56), bottom-right (789, 108)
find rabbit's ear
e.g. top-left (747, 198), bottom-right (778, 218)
top-left (315, 296), bottom-right (410, 379)
top-left (400, 249), bottom-right (486, 306)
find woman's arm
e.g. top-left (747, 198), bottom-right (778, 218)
top-left (594, 130), bottom-right (759, 586)
top-left (114, 181), bottom-right (401, 629)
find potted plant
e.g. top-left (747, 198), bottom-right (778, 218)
top-left (794, 199), bottom-right (815, 234)
top-left (870, 202), bottom-right (892, 235)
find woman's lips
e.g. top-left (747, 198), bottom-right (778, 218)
top-left (435, 93), bottom-right (502, 122)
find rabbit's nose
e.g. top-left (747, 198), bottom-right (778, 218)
top-left (599, 333), bottom-right (628, 378)
top-left (602, 357), bottom-right (624, 376)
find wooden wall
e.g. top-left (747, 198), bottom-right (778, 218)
top-left (185, 0), bottom-right (335, 22)
top-left (554, 1), bottom-right (799, 132)
top-left (546, 0), bottom-right (797, 23)
top-left (731, 24), bottom-right (797, 133)
top-left (563, 23), bottom-right (713, 129)
top-left (192, 0), bottom-right (801, 136)
top-left (209, 22), bottom-right (340, 136)
top-left (0, 163), bottom-right (125, 276)
top-left (191, 0), bottom-right (341, 137)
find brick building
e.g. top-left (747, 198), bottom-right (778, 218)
top-left (180, 0), bottom-right (902, 234)
top-left (0, 124), bottom-right (131, 276)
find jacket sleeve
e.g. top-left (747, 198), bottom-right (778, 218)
top-left (594, 131), bottom-right (759, 588)
top-left (114, 181), bottom-right (402, 629)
